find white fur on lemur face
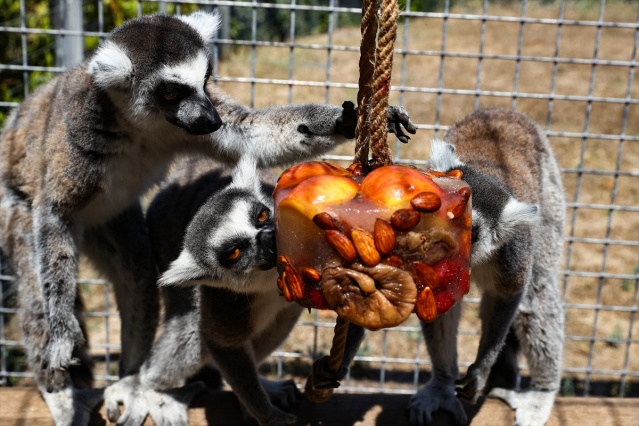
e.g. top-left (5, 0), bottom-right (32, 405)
top-left (87, 12), bottom-right (221, 134)
top-left (429, 139), bottom-right (539, 266)
top-left (159, 158), bottom-right (276, 290)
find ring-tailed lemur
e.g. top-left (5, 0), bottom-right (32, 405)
top-left (105, 156), bottom-right (303, 426)
top-left (0, 10), bottom-right (416, 424)
top-left (406, 108), bottom-right (565, 426)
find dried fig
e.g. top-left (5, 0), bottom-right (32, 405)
top-left (321, 263), bottom-right (417, 331)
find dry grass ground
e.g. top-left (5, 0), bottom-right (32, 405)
top-left (2, 0), bottom-right (637, 399)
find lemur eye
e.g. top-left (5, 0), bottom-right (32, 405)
top-left (257, 209), bottom-right (268, 222)
top-left (228, 248), bottom-right (241, 260)
top-left (156, 82), bottom-right (194, 104)
top-left (297, 124), bottom-right (311, 135)
top-left (162, 92), bottom-right (179, 101)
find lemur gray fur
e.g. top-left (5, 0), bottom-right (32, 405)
top-left (311, 108), bottom-right (565, 426)
top-left (408, 108), bottom-right (565, 426)
top-left (105, 156), bottom-right (303, 426)
top-left (0, 10), bottom-right (416, 425)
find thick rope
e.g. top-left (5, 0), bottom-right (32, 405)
top-left (353, 0), bottom-right (378, 165)
top-left (304, 316), bottom-right (350, 403)
top-left (369, 0), bottom-right (399, 167)
top-left (306, 0), bottom-right (399, 403)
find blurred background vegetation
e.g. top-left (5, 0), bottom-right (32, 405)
top-left (2, 0), bottom-right (614, 126)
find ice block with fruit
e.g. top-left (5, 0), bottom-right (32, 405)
top-left (273, 161), bottom-right (471, 331)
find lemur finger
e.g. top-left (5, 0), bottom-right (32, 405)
top-left (388, 106), bottom-right (417, 134)
top-left (106, 402), bottom-right (122, 423)
top-left (117, 405), bottom-right (148, 426)
top-left (45, 368), bottom-right (67, 393)
top-left (407, 404), bottom-right (433, 426)
top-left (389, 122), bottom-right (411, 143)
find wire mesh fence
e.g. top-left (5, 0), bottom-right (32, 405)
top-left (0, 0), bottom-right (637, 399)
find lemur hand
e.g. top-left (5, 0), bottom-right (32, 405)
top-left (41, 313), bottom-right (85, 393)
top-left (334, 101), bottom-right (357, 139)
top-left (334, 101), bottom-right (417, 143)
top-left (387, 105), bottom-right (418, 143)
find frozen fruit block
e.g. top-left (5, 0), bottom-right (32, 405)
top-left (274, 161), bottom-right (471, 331)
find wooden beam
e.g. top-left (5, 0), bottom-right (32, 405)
top-left (1, 387), bottom-right (637, 425)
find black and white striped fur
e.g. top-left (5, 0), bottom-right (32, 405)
top-left (0, 10), bottom-right (414, 424)
top-left (104, 157), bottom-right (303, 426)
top-left (408, 108), bottom-right (565, 426)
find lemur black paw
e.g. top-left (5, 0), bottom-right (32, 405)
top-left (387, 105), bottom-right (418, 143)
top-left (334, 101), bottom-right (357, 139)
top-left (309, 355), bottom-right (348, 390)
top-left (455, 364), bottom-right (488, 404)
top-left (408, 380), bottom-right (467, 426)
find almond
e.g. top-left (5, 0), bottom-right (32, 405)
top-left (412, 261), bottom-right (440, 291)
top-left (276, 255), bottom-right (290, 275)
top-left (390, 208), bottom-right (421, 231)
top-left (284, 264), bottom-right (305, 300)
top-left (280, 272), bottom-right (293, 302)
top-left (312, 212), bottom-right (341, 230)
top-left (415, 287), bottom-right (438, 322)
top-left (410, 191), bottom-right (442, 213)
top-left (351, 229), bottom-right (381, 267)
top-left (382, 255), bottom-right (404, 268)
top-left (447, 169), bottom-right (463, 179)
top-left (373, 219), bottom-right (396, 255)
top-left (448, 193), bottom-right (469, 219)
top-left (347, 162), bottom-right (366, 176)
top-left (458, 186), bottom-right (471, 202)
top-left (325, 229), bottom-right (357, 262)
top-left (301, 266), bottom-right (321, 284)
top-left (426, 168), bottom-right (448, 178)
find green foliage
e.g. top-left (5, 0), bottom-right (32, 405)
top-left (0, 0), bottom-right (55, 126)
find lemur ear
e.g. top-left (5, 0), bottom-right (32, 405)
top-left (429, 139), bottom-right (464, 171)
top-left (158, 250), bottom-right (205, 287)
top-left (178, 11), bottom-right (221, 44)
top-left (87, 40), bottom-right (133, 89)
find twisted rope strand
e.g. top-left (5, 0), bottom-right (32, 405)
top-left (369, 0), bottom-right (399, 167)
top-left (354, 0), bottom-right (378, 165)
top-left (306, 0), bottom-right (399, 403)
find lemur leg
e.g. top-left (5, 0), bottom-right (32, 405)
top-left (408, 303), bottom-right (466, 426)
top-left (140, 286), bottom-right (207, 390)
top-left (1, 191), bottom-right (98, 424)
top-left (490, 271), bottom-right (563, 426)
top-left (207, 341), bottom-right (297, 426)
top-left (103, 287), bottom-right (207, 426)
top-left (251, 304), bottom-right (304, 409)
top-left (457, 291), bottom-right (522, 404)
top-left (83, 203), bottom-right (159, 377)
top-left (30, 201), bottom-right (86, 393)
top-left (485, 328), bottom-right (520, 392)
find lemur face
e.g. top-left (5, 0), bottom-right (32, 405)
top-left (86, 12), bottom-right (222, 134)
top-left (158, 158), bottom-right (277, 290)
top-left (202, 191), bottom-right (277, 276)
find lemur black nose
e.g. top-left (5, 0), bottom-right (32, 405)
top-left (188, 107), bottom-right (222, 134)
top-left (258, 229), bottom-right (276, 269)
